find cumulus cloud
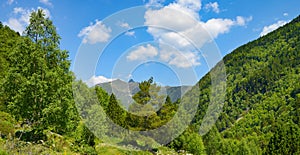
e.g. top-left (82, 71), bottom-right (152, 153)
top-left (177, 0), bottom-right (201, 12)
top-left (159, 44), bottom-right (200, 68)
top-left (4, 7), bottom-right (30, 33)
top-left (85, 75), bottom-right (115, 87)
top-left (204, 18), bottom-right (235, 37)
top-left (78, 20), bottom-right (112, 44)
top-left (283, 13), bottom-right (288, 17)
top-left (39, 0), bottom-right (53, 7)
top-left (127, 44), bottom-right (158, 61)
top-left (119, 22), bottom-right (136, 37)
top-left (236, 16), bottom-right (253, 26)
top-left (260, 20), bottom-right (287, 36)
top-left (144, 0), bottom-right (251, 68)
top-left (205, 2), bottom-right (220, 13)
top-left (146, 0), bottom-right (165, 8)
top-left (3, 7), bottom-right (50, 34)
top-left (145, 5), bottom-right (198, 32)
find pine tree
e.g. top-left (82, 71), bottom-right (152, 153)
top-left (107, 94), bottom-right (126, 127)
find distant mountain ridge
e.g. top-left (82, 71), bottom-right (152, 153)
top-left (96, 79), bottom-right (191, 108)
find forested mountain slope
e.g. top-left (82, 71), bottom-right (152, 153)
top-left (192, 15), bottom-right (300, 154)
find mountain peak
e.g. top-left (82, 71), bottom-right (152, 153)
top-left (128, 79), bottom-right (135, 83)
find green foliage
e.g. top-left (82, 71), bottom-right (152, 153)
top-left (202, 126), bottom-right (222, 155)
top-left (15, 129), bottom-right (47, 142)
top-left (0, 24), bottom-right (20, 111)
top-left (191, 15), bottom-right (300, 154)
top-left (72, 121), bottom-right (97, 154)
top-left (95, 145), bottom-right (153, 155)
top-left (132, 77), bottom-right (153, 105)
top-left (25, 9), bottom-right (60, 47)
top-left (157, 96), bottom-right (178, 124)
top-left (169, 128), bottom-right (206, 155)
top-left (2, 9), bottom-right (77, 135)
top-left (266, 121), bottom-right (300, 154)
top-left (95, 86), bottom-right (110, 110)
top-left (0, 149), bottom-right (8, 155)
top-left (107, 94), bottom-right (127, 127)
top-left (73, 81), bottom-right (108, 139)
top-left (0, 135), bottom-right (78, 155)
top-left (127, 77), bottom-right (167, 130)
top-left (0, 112), bottom-right (15, 138)
top-left (43, 131), bottom-right (69, 152)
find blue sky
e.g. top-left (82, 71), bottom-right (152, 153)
top-left (1, 0), bottom-right (299, 86)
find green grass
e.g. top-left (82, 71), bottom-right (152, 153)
top-left (0, 137), bottom-right (174, 155)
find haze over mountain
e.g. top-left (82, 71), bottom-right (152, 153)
top-left (96, 79), bottom-right (191, 108)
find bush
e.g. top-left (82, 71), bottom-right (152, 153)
top-left (0, 112), bottom-right (15, 138)
top-left (15, 129), bottom-right (46, 142)
top-left (0, 148), bottom-right (8, 155)
top-left (73, 122), bottom-right (95, 147)
top-left (71, 122), bottom-right (97, 154)
top-left (169, 129), bottom-right (206, 155)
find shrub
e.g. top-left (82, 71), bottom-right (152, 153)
top-left (0, 112), bottom-right (15, 138)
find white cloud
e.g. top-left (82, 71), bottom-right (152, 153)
top-left (4, 8), bottom-right (30, 33)
top-left (145, 5), bottom-right (198, 32)
top-left (236, 16), bottom-right (252, 26)
top-left (7, 0), bottom-right (14, 5)
top-left (205, 2), bottom-right (220, 13)
top-left (39, 0), bottom-right (53, 7)
top-left (204, 18), bottom-right (235, 37)
top-left (146, 0), bottom-right (165, 8)
top-left (3, 7), bottom-right (51, 34)
top-left (169, 51), bottom-right (200, 68)
top-left (78, 20), bottom-right (112, 44)
top-left (119, 22), bottom-right (135, 37)
top-left (125, 31), bottom-right (135, 36)
top-left (260, 20), bottom-right (287, 36)
top-left (144, 0), bottom-right (251, 68)
top-left (127, 44), bottom-right (158, 61)
top-left (283, 13), bottom-right (288, 17)
top-left (120, 22), bottom-right (130, 29)
top-left (13, 7), bottom-right (25, 14)
top-left (4, 19), bottom-right (24, 33)
top-left (85, 75), bottom-right (115, 87)
top-left (159, 44), bottom-right (200, 68)
top-left (177, 0), bottom-right (201, 12)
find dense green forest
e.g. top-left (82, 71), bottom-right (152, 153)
top-left (195, 15), bottom-right (300, 154)
top-left (0, 9), bottom-right (299, 154)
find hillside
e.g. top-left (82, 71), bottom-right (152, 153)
top-left (189, 15), bottom-right (300, 154)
